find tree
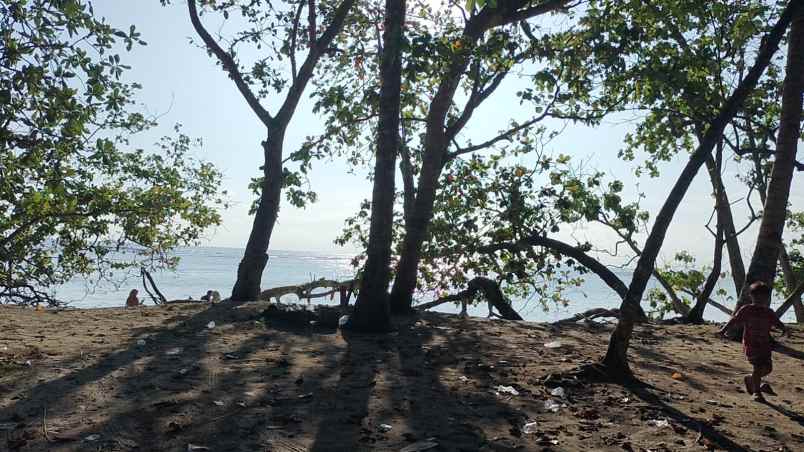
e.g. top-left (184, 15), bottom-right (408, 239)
top-left (740, 6), bottom-right (804, 305)
top-left (179, 0), bottom-right (356, 301)
top-left (348, 0), bottom-right (406, 332)
top-left (0, 1), bottom-right (225, 306)
top-left (387, 0), bottom-right (578, 314)
top-left (597, 1), bottom-right (800, 376)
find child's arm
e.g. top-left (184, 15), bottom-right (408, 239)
top-left (719, 307), bottom-right (745, 336)
top-left (772, 314), bottom-right (789, 337)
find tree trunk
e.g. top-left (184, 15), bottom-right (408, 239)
top-left (600, 3), bottom-right (796, 376)
top-left (778, 247), bottom-right (804, 321)
top-left (389, 147), bottom-right (444, 314)
top-left (349, 0), bottom-right (405, 332)
top-left (705, 154), bottom-right (746, 293)
top-left (686, 228), bottom-right (724, 324)
top-left (232, 131), bottom-right (285, 301)
top-left (741, 7), bottom-right (804, 302)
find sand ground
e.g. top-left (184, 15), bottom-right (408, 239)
top-left (1, 302), bottom-right (803, 451)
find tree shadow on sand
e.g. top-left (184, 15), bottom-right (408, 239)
top-left (623, 379), bottom-right (752, 452)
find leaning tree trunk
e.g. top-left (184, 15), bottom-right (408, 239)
top-left (741, 7), bottom-right (804, 301)
top-left (600, 4), bottom-right (796, 376)
top-left (232, 131), bottom-right (286, 300)
top-left (705, 154), bottom-right (746, 293)
top-left (389, 148), bottom-right (445, 314)
top-left (686, 227), bottom-right (724, 324)
top-left (778, 247), bottom-right (804, 321)
top-left (349, 0), bottom-right (406, 332)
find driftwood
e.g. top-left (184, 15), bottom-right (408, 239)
top-left (415, 277), bottom-right (523, 321)
top-left (258, 278), bottom-right (357, 305)
top-left (141, 267), bottom-right (168, 305)
top-left (553, 307), bottom-right (621, 325)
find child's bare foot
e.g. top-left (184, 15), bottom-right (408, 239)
top-left (760, 382), bottom-right (777, 396)
top-left (744, 375), bottom-right (754, 395)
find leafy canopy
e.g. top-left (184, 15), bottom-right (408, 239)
top-left (0, 0), bottom-right (226, 305)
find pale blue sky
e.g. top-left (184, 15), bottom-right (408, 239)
top-left (94, 1), bottom-right (801, 267)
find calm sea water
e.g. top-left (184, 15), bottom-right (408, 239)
top-left (50, 246), bottom-right (768, 323)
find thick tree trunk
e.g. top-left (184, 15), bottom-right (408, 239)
top-left (389, 148), bottom-right (444, 313)
top-left (741, 8), bottom-right (804, 303)
top-left (232, 132), bottom-right (286, 301)
top-left (349, 0), bottom-right (405, 332)
top-left (600, 3), bottom-right (796, 376)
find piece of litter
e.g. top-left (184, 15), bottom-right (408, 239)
top-left (136, 339), bottom-right (146, 346)
top-left (24, 360), bottom-right (31, 366)
top-left (550, 387), bottom-right (566, 398)
top-left (522, 421), bottom-right (539, 434)
top-left (543, 399), bottom-right (561, 412)
top-left (459, 376), bottom-right (470, 382)
top-left (206, 321), bottom-right (216, 329)
top-left (187, 445), bottom-right (210, 451)
top-left (649, 419), bottom-right (670, 428)
top-left (400, 440), bottom-right (439, 452)
top-left (213, 400), bottom-right (224, 406)
top-left (496, 385), bottom-right (520, 396)
top-left (378, 423), bottom-right (393, 433)
top-left (84, 434), bottom-right (101, 442)
top-left (165, 347), bottom-right (183, 356)
top-left (236, 401), bottom-right (247, 408)
top-left (671, 372), bottom-right (685, 381)
top-left (621, 397), bottom-right (630, 403)
top-left (544, 341), bottom-right (562, 349)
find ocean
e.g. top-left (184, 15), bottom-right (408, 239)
top-left (50, 246), bottom-right (766, 323)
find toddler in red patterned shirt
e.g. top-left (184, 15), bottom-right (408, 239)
top-left (720, 281), bottom-right (789, 402)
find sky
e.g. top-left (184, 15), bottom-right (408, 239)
top-left (91, 1), bottom-right (802, 268)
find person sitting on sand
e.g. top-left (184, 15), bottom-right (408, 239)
top-left (720, 281), bottom-right (789, 401)
top-left (201, 290), bottom-right (213, 302)
top-left (126, 289), bottom-right (141, 308)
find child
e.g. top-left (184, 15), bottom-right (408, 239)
top-left (125, 289), bottom-right (140, 308)
top-left (720, 281), bottom-right (789, 401)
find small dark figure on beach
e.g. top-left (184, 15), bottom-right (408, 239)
top-left (125, 289), bottom-right (140, 308)
top-left (720, 281), bottom-right (789, 402)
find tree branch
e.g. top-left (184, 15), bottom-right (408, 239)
top-left (187, 0), bottom-right (273, 126)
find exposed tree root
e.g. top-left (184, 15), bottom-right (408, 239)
top-left (552, 308), bottom-right (620, 325)
top-left (415, 277), bottom-right (523, 320)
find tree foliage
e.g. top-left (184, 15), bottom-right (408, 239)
top-left (0, 1), bottom-right (225, 305)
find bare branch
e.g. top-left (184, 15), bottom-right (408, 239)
top-left (187, 0), bottom-right (273, 126)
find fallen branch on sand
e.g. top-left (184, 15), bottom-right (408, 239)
top-left (552, 308), bottom-right (621, 325)
top-left (415, 277), bottom-right (523, 321)
top-left (258, 278), bottom-right (357, 306)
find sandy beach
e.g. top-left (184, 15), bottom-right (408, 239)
top-left (1, 302), bottom-right (803, 451)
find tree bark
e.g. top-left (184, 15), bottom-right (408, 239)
top-left (349, 0), bottom-right (405, 332)
top-left (778, 247), bottom-right (804, 321)
top-left (740, 6), bottom-right (804, 308)
top-left (232, 134), bottom-right (286, 300)
top-left (704, 154), bottom-right (746, 293)
top-left (600, 2), bottom-right (797, 376)
top-left (686, 228), bottom-right (724, 324)
top-left (414, 277), bottom-right (523, 321)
